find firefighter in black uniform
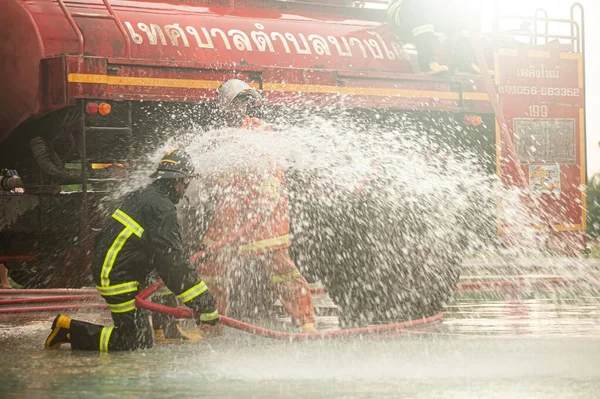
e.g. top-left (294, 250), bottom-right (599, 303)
top-left (387, 0), bottom-right (486, 76)
top-left (44, 149), bottom-right (219, 351)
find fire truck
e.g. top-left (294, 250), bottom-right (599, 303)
top-left (0, 0), bottom-right (586, 324)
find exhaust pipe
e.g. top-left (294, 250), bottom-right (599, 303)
top-left (0, 175), bottom-right (23, 191)
top-left (29, 136), bottom-right (84, 183)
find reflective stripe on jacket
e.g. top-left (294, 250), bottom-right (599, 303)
top-left (203, 117), bottom-right (291, 254)
top-left (91, 182), bottom-right (216, 316)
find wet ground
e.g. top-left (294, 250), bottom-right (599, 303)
top-left (2, 261), bottom-right (600, 399)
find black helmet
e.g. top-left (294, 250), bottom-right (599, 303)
top-left (150, 149), bottom-right (196, 180)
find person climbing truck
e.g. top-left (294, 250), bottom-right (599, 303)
top-left (44, 149), bottom-right (219, 351)
top-left (199, 79), bottom-right (317, 333)
top-left (387, 0), bottom-right (487, 76)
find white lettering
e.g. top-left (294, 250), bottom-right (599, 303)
top-left (527, 105), bottom-right (548, 118)
top-left (498, 85), bottom-right (580, 98)
top-left (123, 20), bottom-right (402, 62)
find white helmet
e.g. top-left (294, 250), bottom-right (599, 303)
top-left (215, 79), bottom-right (262, 110)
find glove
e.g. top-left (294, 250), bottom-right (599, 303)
top-left (197, 309), bottom-right (219, 326)
top-left (301, 323), bottom-right (317, 333)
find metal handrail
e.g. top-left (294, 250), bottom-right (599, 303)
top-left (59, 0), bottom-right (131, 58)
top-left (494, 14), bottom-right (581, 53)
top-left (571, 3), bottom-right (585, 53)
top-left (534, 8), bottom-right (549, 45)
top-left (101, 0), bottom-right (132, 58)
top-left (56, 0), bottom-right (84, 55)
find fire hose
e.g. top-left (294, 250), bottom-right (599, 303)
top-left (0, 192), bottom-right (593, 334)
top-left (2, 213), bottom-right (447, 339)
top-left (0, 277), bottom-right (595, 319)
top-left (134, 279), bottom-right (443, 341)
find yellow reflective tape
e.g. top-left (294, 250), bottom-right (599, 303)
top-left (99, 326), bottom-right (114, 352)
top-left (269, 268), bottom-right (302, 285)
top-left (177, 282), bottom-right (208, 303)
top-left (527, 50), bottom-right (551, 58)
top-left (100, 210), bottom-right (144, 287)
top-left (69, 73), bottom-right (223, 89)
top-left (531, 224), bottom-right (583, 232)
top-left (96, 281), bottom-right (139, 296)
top-left (67, 74), bottom-right (490, 102)
top-left (100, 228), bottom-right (134, 287)
top-left (108, 299), bottom-right (136, 313)
top-left (412, 24), bottom-right (434, 36)
top-left (112, 209), bottom-right (144, 238)
top-left (200, 310), bottom-right (219, 322)
top-left (263, 82), bottom-right (467, 101)
top-left (160, 159), bottom-right (179, 164)
top-left (240, 235), bottom-right (291, 253)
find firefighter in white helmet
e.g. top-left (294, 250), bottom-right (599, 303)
top-left (200, 79), bottom-right (317, 333)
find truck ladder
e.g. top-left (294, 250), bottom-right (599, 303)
top-left (56, 0), bottom-right (131, 57)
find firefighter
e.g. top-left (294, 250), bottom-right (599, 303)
top-left (44, 149), bottom-right (219, 351)
top-left (200, 79), bottom-right (317, 333)
top-left (387, 0), bottom-right (487, 76)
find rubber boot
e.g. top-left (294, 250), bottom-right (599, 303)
top-left (413, 31), bottom-right (449, 75)
top-left (45, 314), bottom-right (72, 349)
top-left (151, 292), bottom-right (201, 343)
top-left (153, 309), bottom-right (189, 340)
top-left (154, 320), bottom-right (204, 344)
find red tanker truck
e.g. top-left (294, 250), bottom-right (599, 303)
top-left (0, 0), bottom-right (587, 325)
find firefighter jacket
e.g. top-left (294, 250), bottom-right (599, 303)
top-left (92, 181), bottom-right (217, 319)
top-left (202, 116), bottom-right (291, 254)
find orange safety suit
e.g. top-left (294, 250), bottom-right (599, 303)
top-left (199, 116), bottom-right (315, 327)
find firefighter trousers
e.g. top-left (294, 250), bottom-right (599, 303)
top-left (199, 248), bottom-right (315, 327)
top-left (70, 301), bottom-right (154, 351)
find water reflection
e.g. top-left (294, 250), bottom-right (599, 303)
top-left (1, 288), bottom-right (599, 398)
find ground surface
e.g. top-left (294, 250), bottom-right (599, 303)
top-left (1, 257), bottom-right (600, 399)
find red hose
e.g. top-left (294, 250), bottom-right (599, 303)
top-left (0, 289), bottom-right (98, 295)
top-left (0, 303), bottom-right (107, 314)
top-left (0, 295), bottom-right (100, 306)
top-left (2, 277), bottom-right (593, 322)
top-left (135, 280), bottom-right (443, 341)
top-left (221, 312), bottom-right (443, 341)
